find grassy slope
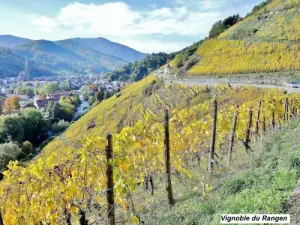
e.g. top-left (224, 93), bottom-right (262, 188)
top-left (139, 120), bottom-right (300, 224)
top-left (188, 0), bottom-right (300, 76)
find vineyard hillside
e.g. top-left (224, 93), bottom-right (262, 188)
top-left (42, 75), bottom-right (266, 155)
top-left (2, 74), bottom-right (300, 224)
top-left (42, 75), bottom-right (209, 153)
top-left (188, 0), bottom-right (300, 76)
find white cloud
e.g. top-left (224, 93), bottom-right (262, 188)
top-left (31, 16), bottom-right (56, 32)
top-left (30, 2), bottom-right (221, 38)
top-left (27, 0), bottom-right (261, 52)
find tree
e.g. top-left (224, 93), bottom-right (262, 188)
top-left (60, 96), bottom-right (72, 105)
top-left (45, 102), bottom-right (58, 122)
top-left (106, 52), bottom-right (169, 82)
top-left (209, 20), bottom-right (226, 38)
top-left (103, 91), bottom-right (110, 100)
top-left (80, 86), bottom-right (91, 101)
top-left (42, 82), bottom-right (59, 95)
top-left (24, 82), bottom-right (33, 87)
top-left (22, 141), bottom-right (34, 154)
top-left (45, 101), bottom-right (75, 122)
top-left (95, 91), bottom-right (104, 102)
top-left (25, 88), bottom-right (34, 98)
top-left (34, 88), bottom-right (40, 96)
top-left (223, 14), bottom-right (241, 27)
top-left (3, 98), bottom-right (12, 113)
top-left (0, 142), bottom-right (23, 170)
top-left (60, 95), bottom-right (80, 107)
top-left (15, 86), bottom-right (34, 97)
top-left (3, 96), bottom-right (21, 112)
top-left (21, 109), bottom-right (47, 145)
top-left (89, 96), bottom-right (95, 105)
top-left (59, 102), bottom-right (75, 122)
top-left (0, 115), bottom-right (25, 143)
top-left (89, 84), bottom-right (98, 93)
top-left (63, 79), bottom-right (72, 91)
top-left (51, 120), bottom-right (70, 133)
top-left (209, 14), bottom-right (241, 38)
top-left (11, 96), bottom-right (20, 111)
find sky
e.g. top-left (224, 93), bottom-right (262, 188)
top-left (0, 0), bottom-right (263, 53)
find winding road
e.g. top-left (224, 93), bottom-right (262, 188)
top-left (174, 77), bottom-right (300, 94)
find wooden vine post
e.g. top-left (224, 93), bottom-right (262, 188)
top-left (244, 108), bottom-right (253, 150)
top-left (0, 211), bottom-right (3, 225)
top-left (164, 109), bottom-right (175, 206)
top-left (295, 99), bottom-right (298, 117)
top-left (272, 99), bottom-right (276, 132)
top-left (79, 210), bottom-right (88, 225)
top-left (263, 115), bottom-right (266, 134)
top-left (149, 176), bottom-right (154, 196)
top-left (227, 105), bottom-right (239, 168)
top-left (296, 98), bottom-right (299, 117)
top-left (106, 134), bottom-right (116, 225)
top-left (209, 97), bottom-right (217, 173)
top-left (285, 98), bottom-right (289, 121)
top-left (255, 100), bottom-right (262, 134)
top-left (65, 208), bottom-right (71, 225)
top-left (291, 98), bottom-right (296, 119)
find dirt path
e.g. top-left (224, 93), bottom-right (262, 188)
top-left (174, 77), bottom-right (300, 94)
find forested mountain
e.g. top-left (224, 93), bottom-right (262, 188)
top-left (105, 52), bottom-right (171, 81)
top-left (12, 39), bottom-right (127, 74)
top-left (56, 39), bottom-right (127, 72)
top-left (0, 35), bottom-right (145, 77)
top-left (0, 35), bottom-right (32, 48)
top-left (0, 47), bottom-right (54, 78)
top-left (73, 37), bottom-right (146, 63)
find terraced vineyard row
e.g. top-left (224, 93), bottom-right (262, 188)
top-left (189, 40), bottom-right (300, 75)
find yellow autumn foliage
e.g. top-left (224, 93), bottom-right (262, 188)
top-left (189, 40), bottom-right (300, 75)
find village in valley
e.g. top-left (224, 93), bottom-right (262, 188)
top-left (0, 59), bottom-right (127, 115)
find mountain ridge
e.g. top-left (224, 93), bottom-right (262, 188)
top-left (0, 47), bottom-right (54, 78)
top-left (0, 35), bottom-right (32, 48)
top-left (72, 37), bottom-right (146, 63)
top-left (0, 35), bottom-right (146, 76)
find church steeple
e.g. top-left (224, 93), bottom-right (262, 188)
top-left (18, 58), bottom-right (30, 81)
top-left (24, 58), bottom-right (30, 81)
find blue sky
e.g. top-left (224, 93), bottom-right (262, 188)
top-left (0, 0), bottom-right (263, 53)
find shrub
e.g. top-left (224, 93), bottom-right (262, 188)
top-left (185, 55), bottom-right (200, 71)
top-left (209, 14), bottom-right (242, 38)
top-left (22, 141), bottom-right (34, 154)
top-left (0, 142), bottom-right (23, 170)
top-left (115, 93), bottom-right (121, 98)
top-left (52, 120), bottom-right (70, 133)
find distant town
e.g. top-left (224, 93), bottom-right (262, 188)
top-left (0, 59), bottom-right (128, 115)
